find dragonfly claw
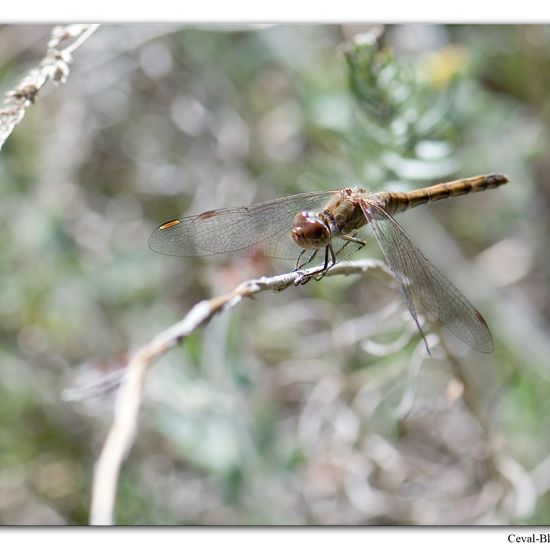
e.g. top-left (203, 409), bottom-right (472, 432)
top-left (294, 272), bottom-right (311, 286)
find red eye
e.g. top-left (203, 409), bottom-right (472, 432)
top-left (290, 211), bottom-right (330, 249)
top-left (302, 221), bottom-right (324, 240)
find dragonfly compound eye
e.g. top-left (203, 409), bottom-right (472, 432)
top-left (290, 211), bottom-right (331, 249)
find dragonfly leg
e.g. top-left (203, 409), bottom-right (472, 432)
top-left (333, 240), bottom-right (351, 256)
top-left (294, 249), bottom-right (305, 270)
top-left (313, 243), bottom-right (336, 281)
top-left (331, 232), bottom-right (367, 259)
top-left (295, 248), bottom-right (318, 271)
top-left (341, 233), bottom-right (367, 248)
top-left (294, 249), bottom-right (318, 285)
top-left (295, 245), bottom-right (333, 285)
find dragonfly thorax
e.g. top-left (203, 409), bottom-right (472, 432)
top-left (290, 210), bottom-right (332, 250)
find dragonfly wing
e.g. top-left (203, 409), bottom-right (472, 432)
top-left (149, 191), bottom-right (336, 260)
top-left (361, 201), bottom-right (494, 353)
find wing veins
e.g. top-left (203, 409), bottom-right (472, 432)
top-left (364, 202), bottom-right (493, 353)
top-left (149, 190), bottom-right (337, 259)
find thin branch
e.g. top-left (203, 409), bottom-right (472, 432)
top-left (89, 258), bottom-right (391, 525)
top-left (0, 23), bottom-right (100, 151)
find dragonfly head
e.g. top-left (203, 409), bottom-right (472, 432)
top-left (290, 210), bottom-right (331, 250)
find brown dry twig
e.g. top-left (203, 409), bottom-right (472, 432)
top-left (89, 258), bottom-right (392, 525)
top-left (0, 23), bottom-right (99, 151)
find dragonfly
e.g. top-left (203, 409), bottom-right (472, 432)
top-left (149, 174), bottom-right (509, 353)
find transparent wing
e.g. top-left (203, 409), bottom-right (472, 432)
top-left (362, 201), bottom-right (493, 353)
top-left (149, 191), bottom-right (337, 260)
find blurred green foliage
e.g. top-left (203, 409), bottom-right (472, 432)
top-left (0, 24), bottom-right (549, 525)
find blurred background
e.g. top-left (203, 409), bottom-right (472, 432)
top-left (0, 23), bottom-right (548, 525)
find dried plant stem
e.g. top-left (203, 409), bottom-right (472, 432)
top-left (61, 25), bottom-right (100, 56)
top-left (89, 259), bottom-right (391, 525)
top-left (0, 23), bottom-right (100, 151)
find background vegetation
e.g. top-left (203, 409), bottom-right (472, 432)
top-left (0, 24), bottom-right (549, 525)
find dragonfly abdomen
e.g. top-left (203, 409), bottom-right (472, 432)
top-left (379, 173), bottom-right (509, 215)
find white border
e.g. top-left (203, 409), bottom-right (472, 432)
top-left (2, 527), bottom-right (547, 549)
top-left (1, 3), bottom-right (547, 545)
top-left (1, 0), bottom-right (550, 23)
